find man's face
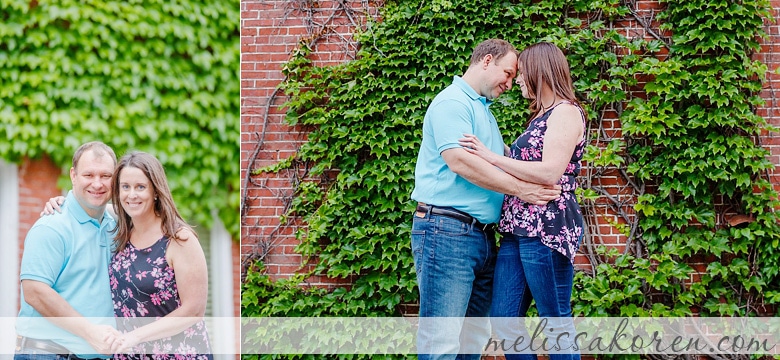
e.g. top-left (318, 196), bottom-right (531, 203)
top-left (69, 150), bottom-right (115, 218)
top-left (480, 52), bottom-right (518, 100)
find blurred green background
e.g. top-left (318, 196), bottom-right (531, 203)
top-left (0, 0), bottom-right (240, 238)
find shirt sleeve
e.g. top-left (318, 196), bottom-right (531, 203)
top-left (20, 224), bottom-right (67, 287)
top-left (428, 99), bottom-right (473, 154)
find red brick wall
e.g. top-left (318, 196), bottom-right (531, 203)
top-left (240, 0), bottom-right (380, 283)
top-left (17, 156), bottom-right (62, 265)
top-left (15, 156), bottom-right (62, 310)
top-left (231, 239), bottom-right (241, 315)
top-left (241, 1), bottom-right (780, 281)
top-left (762, 1), bottom-right (780, 194)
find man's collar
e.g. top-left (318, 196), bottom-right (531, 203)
top-left (65, 190), bottom-right (108, 225)
top-left (452, 76), bottom-right (492, 106)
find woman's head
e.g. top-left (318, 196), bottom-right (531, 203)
top-left (516, 42), bottom-right (577, 112)
top-left (112, 151), bottom-right (193, 251)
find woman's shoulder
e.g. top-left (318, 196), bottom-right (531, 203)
top-left (166, 226), bottom-right (202, 254)
top-left (552, 100), bottom-right (581, 113)
top-left (174, 226), bottom-right (198, 242)
top-left (166, 226), bottom-right (204, 265)
top-left (549, 101), bottom-right (584, 122)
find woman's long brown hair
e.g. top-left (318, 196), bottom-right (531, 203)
top-left (518, 42), bottom-right (581, 117)
top-left (111, 151), bottom-right (196, 253)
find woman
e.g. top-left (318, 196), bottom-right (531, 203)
top-left (459, 42), bottom-right (585, 360)
top-left (44, 151), bottom-right (212, 359)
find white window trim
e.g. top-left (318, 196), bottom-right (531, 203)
top-left (0, 160), bottom-right (20, 356)
top-left (209, 213), bottom-right (236, 358)
top-left (0, 160), bottom-right (19, 317)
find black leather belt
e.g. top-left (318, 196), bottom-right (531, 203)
top-left (15, 336), bottom-right (103, 360)
top-left (416, 203), bottom-right (495, 231)
top-left (16, 335), bottom-right (70, 355)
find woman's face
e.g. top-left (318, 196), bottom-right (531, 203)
top-left (118, 166), bottom-right (155, 219)
top-left (515, 63), bottom-right (531, 99)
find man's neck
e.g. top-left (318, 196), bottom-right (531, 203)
top-left (86, 207), bottom-right (106, 222)
top-left (460, 69), bottom-right (481, 97)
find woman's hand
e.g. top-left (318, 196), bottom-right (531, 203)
top-left (40, 196), bottom-right (66, 216)
top-left (109, 331), bottom-right (141, 354)
top-left (458, 134), bottom-right (502, 165)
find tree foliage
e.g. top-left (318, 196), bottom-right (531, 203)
top-left (0, 0), bottom-right (240, 237)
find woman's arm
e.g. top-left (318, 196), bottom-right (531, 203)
top-left (113, 228), bottom-right (209, 352)
top-left (459, 104), bottom-right (584, 185)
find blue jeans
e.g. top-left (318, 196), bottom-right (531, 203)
top-left (14, 351), bottom-right (68, 360)
top-left (490, 234), bottom-right (580, 360)
top-left (411, 210), bottom-right (497, 360)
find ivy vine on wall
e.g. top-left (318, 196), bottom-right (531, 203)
top-left (0, 0), bottom-right (240, 237)
top-left (243, 0), bottom-right (780, 357)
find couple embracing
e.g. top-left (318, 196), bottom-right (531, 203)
top-left (411, 39), bottom-right (585, 360)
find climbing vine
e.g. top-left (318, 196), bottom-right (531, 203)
top-left (0, 0), bottom-right (240, 237)
top-left (243, 0), bottom-right (780, 357)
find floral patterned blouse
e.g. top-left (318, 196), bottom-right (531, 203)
top-left (109, 236), bottom-right (212, 360)
top-left (498, 101), bottom-right (586, 264)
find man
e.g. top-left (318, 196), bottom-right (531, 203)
top-left (410, 39), bottom-right (560, 360)
top-left (16, 141), bottom-right (121, 360)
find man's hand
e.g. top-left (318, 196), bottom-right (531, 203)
top-left (40, 196), bottom-right (66, 216)
top-left (84, 324), bottom-right (123, 355)
top-left (514, 180), bottom-right (561, 205)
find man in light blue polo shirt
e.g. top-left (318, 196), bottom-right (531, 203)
top-left (411, 39), bottom-right (561, 360)
top-left (16, 141), bottom-right (121, 360)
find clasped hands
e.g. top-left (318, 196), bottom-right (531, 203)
top-left (107, 331), bottom-right (142, 354)
top-left (91, 326), bottom-right (142, 355)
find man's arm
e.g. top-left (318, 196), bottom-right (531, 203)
top-left (20, 224), bottom-right (119, 355)
top-left (442, 147), bottom-right (560, 205)
top-left (22, 280), bottom-right (119, 355)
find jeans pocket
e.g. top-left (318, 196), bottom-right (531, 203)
top-left (433, 216), bottom-right (469, 236)
top-left (411, 231), bottom-right (424, 277)
top-left (411, 230), bottom-right (425, 255)
top-left (411, 218), bottom-right (427, 277)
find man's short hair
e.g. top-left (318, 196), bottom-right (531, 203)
top-left (469, 39), bottom-right (517, 66)
top-left (72, 141), bottom-right (117, 170)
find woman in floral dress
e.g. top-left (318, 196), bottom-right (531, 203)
top-left (459, 42), bottom-right (585, 360)
top-left (107, 151), bottom-right (212, 359)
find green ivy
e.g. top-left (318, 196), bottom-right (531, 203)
top-left (243, 0), bottom-right (780, 357)
top-left (0, 0), bottom-right (240, 238)
top-left (617, 0), bottom-right (780, 316)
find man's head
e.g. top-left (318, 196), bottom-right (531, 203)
top-left (464, 39), bottom-right (518, 100)
top-left (69, 141), bottom-right (117, 219)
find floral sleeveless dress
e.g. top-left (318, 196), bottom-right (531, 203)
top-left (109, 236), bottom-right (213, 360)
top-left (498, 101), bottom-right (586, 264)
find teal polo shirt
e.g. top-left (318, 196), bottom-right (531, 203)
top-left (411, 76), bottom-right (506, 224)
top-left (17, 190), bottom-right (116, 358)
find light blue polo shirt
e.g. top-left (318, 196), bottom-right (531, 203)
top-left (17, 190), bottom-right (116, 358)
top-left (411, 76), bottom-right (506, 224)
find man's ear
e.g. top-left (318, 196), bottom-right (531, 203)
top-left (482, 53), bottom-right (494, 68)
